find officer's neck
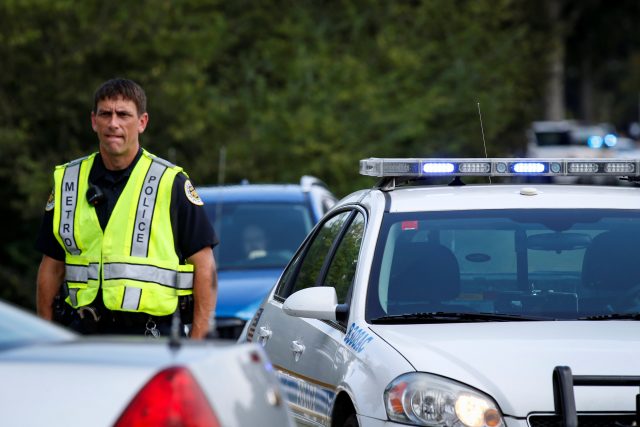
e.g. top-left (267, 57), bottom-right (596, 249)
top-left (100, 144), bottom-right (140, 171)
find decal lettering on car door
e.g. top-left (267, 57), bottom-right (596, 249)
top-left (344, 323), bottom-right (373, 353)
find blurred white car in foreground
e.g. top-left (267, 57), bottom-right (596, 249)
top-left (0, 299), bottom-right (293, 427)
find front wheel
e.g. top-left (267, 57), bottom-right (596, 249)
top-left (343, 414), bottom-right (359, 427)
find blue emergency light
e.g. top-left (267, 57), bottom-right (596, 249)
top-left (359, 158), bottom-right (639, 178)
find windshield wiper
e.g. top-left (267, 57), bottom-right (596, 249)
top-left (370, 312), bottom-right (552, 324)
top-left (578, 313), bottom-right (640, 321)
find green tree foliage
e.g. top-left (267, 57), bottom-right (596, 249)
top-left (2, 0), bottom-right (623, 308)
top-left (215, 0), bottom-right (548, 187)
top-left (563, 0), bottom-right (640, 126)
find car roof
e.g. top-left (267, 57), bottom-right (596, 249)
top-left (350, 184), bottom-right (640, 213)
top-left (198, 184), bottom-right (310, 203)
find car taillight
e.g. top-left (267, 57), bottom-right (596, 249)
top-left (114, 366), bottom-right (221, 427)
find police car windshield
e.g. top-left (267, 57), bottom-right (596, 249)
top-left (366, 209), bottom-right (640, 323)
top-left (205, 202), bottom-right (314, 270)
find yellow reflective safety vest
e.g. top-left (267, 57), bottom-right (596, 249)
top-left (52, 149), bottom-right (194, 316)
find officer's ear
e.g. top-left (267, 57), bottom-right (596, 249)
top-left (91, 111), bottom-right (98, 133)
top-left (138, 112), bottom-right (149, 134)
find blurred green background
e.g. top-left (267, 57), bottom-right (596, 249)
top-left (1, 0), bottom-right (639, 308)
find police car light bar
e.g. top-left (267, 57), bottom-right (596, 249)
top-left (359, 158), bottom-right (640, 177)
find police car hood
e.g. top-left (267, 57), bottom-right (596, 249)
top-left (370, 321), bottom-right (640, 416)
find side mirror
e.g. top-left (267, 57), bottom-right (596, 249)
top-left (283, 287), bottom-right (339, 321)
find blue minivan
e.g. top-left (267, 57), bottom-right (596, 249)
top-left (199, 176), bottom-right (337, 338)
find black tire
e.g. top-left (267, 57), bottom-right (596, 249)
top-left (343, 414), bottom-right (359, 427)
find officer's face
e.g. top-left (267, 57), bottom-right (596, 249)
top-left (91, 96), bottom-right (148, 166)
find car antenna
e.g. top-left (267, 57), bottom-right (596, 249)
top-left (169, 306), bottom-right (182, 353)
top-left (214, 146), bottom-right (225, 275)
top-left (167, 254), bottom-right (184, 353)
top-left (218, 146), bottom-right (226, 186)
top-left (477, 102), bottom-right (491, 184)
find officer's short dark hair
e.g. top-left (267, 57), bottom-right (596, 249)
top-left (93, 78), bottom-right (147, 115)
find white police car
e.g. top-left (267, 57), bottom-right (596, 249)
top-left (240, 158), bottom-right (640, 427)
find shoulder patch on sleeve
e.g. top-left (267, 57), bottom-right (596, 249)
top-left (45, 189), bottom-right (55, 211)
top-left (184, 180), bottom-right (204, 206)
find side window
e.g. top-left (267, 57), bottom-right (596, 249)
top-left (286, 211), bottom-right (352, 296)
top-left (325, 212), bottom-right (365, 304)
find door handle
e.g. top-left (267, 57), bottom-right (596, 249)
top-left (291, 340), bottom-right (305, 362)
top-left (257, 326), bottom-right (272, 346)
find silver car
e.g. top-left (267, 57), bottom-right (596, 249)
top-left (0, 299), bottom-right (294, 427)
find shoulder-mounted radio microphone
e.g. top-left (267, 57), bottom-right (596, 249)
top-left (86, 184), bottom-right (105, 206)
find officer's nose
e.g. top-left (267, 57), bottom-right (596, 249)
top-left (107, 112), bottom-right (120, 128)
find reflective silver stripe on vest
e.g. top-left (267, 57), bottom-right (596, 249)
top-left (122, 287), bottom-right (142, 310)
top-left (177, 272), bottom-right (193, 290)
top-left (60, 163), bottom-right (81, 255)
top-left (103, 263), bottom-right (193, 290)
top-left (89, 263), bottom-right (99, 280)
top-left (130, 161), bottom-right (167, 257)
top-left (65, 263), bottom-right (99, 283)
top-left (69, 288), bottom-right (78, 306)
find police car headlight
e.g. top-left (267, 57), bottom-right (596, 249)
top-left (384, 373), bottom-right (504, 427)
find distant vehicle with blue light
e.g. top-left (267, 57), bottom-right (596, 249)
top-left (526, 121), bottom-right (633, 184)
top-left (199, 176), bottom-right (337, 339)
top-left (240, 157), bottom-right (640, 426)
top-left (526, 120), bottom-right (621, 159)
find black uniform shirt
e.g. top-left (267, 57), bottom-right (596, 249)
top-left (35, 149), bottom-right (218, 261)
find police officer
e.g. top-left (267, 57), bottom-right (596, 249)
top-left (35, 78), bottom-right (217, 339)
